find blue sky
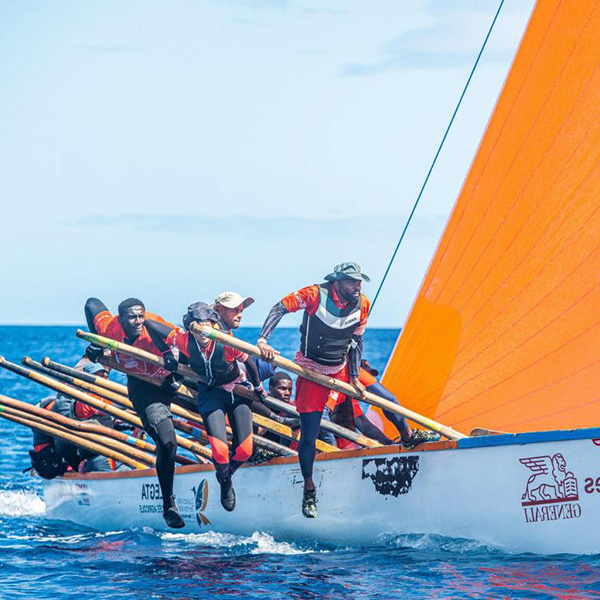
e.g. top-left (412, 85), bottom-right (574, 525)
top-left (0, 0), bottom-right (535, 327)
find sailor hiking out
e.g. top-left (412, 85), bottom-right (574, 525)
top-left (84, 297), bottom-right (185, 528)
top-left (257, 262), bottom-right (371, 518)
top-left (146, 292), bottom-right (269, 512)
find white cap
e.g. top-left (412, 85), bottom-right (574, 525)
top-left (214, 291), bottom-right (255, 310)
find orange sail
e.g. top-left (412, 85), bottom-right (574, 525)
top-left (382, 0), bottom-right (600, 433)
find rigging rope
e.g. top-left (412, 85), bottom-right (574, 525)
top-left (370, 0), bottom-right (506, 313)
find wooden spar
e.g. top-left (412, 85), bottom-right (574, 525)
top-left (249, 412), bottom-right (336, 452)
top-left (77, 329), bottom-right (366, 452)
top-left (0, 403), bottom-right (147, 470)
top-left (261, 395), bottom-right (381, 449)
top-left (25, 357), bottom-right (128, 405)
top-left (0, 382), bottom-right (194, 467)
top-left (99, 356), bottom-right (299, 457)
top-left (0, 393), bottom-right (157, 462)
top-left (30, 359), bottom-right (212, 458)
top-left (42, 356), bottom-right (129, 395)
top-left (100, 346), bottom-right (358, 454)
top-left (0, 357), bottom-right (212, 462)
top-left (77, 329), bottom-right (199, 380)
top-left (0, 400), bottom-right (155, 468)
top-left (30, 354), bottom-right (298, 458)
top-left (23, 357), bottom-right (130, 404)
top-left (75, 331), bottom-right (308, 454)
top-left (194, 324), bottom-right (468, 441)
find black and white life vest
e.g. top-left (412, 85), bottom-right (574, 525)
top-left (188, 328), bottom-right (240, 386)
top-left (299, 284), bottom-right (362, 366)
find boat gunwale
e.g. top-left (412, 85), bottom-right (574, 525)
top-left (50, 426), bottom-right (600, 482)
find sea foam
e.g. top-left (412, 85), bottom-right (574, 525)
top-left (0, 490), bottom-right (45, 517)
top-left (161, 530), bottom-right (313, 555)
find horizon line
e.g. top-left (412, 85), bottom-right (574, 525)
top-left (0, 323), bottom-right (401, 330)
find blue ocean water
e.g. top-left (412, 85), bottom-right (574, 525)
top-left (0, 325), bottom-right (599, 599)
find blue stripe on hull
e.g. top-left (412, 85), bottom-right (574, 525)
top-left (458, 427), bottom-right (600, 449)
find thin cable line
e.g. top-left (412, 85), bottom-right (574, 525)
top-left (370, 0), bottom-right (506, 314)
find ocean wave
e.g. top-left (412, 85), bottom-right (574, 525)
top-left (382, 532), bottom-right (506, 555)
top-left (0, 489), bottom-right (45, 517)
top-left (160, 530), bottom-right (318, 555)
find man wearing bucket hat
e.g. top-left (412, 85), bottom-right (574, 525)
top-left (146, 292), bottom-right (267, 513)
top-left (257, 262), bottom-right (371, 518)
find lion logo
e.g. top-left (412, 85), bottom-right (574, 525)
top-left (520, 454), bottom-right (578, 504)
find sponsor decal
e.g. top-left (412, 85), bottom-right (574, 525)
top-left (362, 456), bottom-right (419, 497)
top-left (192, 479), bottom-right (210, 526)
top-left (138, 482), bottom-right (164, 514)
top-left (137, 479), bottom-right (211, 524)
top-left (75, 482), bottom-right (90, 506)
top-left (583, 439), bottom-right (600, 495)
top-left (519, 454), bottom-right (581, 523)
top-left (141, 483), bottom-right (163, 501)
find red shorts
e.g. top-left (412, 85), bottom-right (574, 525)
top-left (295, 365), bottom-right (349, 413)
top-left (351, 397), bottom-right (364, 418)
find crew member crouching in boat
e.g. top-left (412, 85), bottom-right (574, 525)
top-left (269, 371), bottom-right (293, 405)
top-left (29, 396), bottom-right (69, 479)
top-left (84, 297), bottom-right (185, 529)
top-left (28, 358), bottom-right (131, 476)
top-left (146, 293), bottom-right (267, 512)
top-left (53, 358), bottom-right (131, 472)
top-left (257, 262), bottom-right (370, 518)
top-left (249, 372), bottom-right (301, 461)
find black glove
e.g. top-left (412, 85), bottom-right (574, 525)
top-left (85, 344), bottom-right (104, 363)
top-left (161, 372), bottom-right (183, 393)
top-left (162, 350), bottom-right (178, 373)
top-left (281, 416), bottom-right (301, 430)
top-left (112, 419), bottom-right (134, 432)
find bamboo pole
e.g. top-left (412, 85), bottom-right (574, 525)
top-left (98, 356), bottom-right (299, 457)
top-left (0, 393), bottom-right (153, 459)
top-left (0, 392), bottom-right (194, 466)
top-left (76, 330), bottom-right (343, 452)
top-left (0, 401), bottom-right (155, 468)
top-left (0, 402), bottom-right (146, 470)
top-left (25, 357), bottom-right (128, 407)
top-left (261, 395), bottom-right (381, 448)
top-left (0, 357), bottom-right (212, 462)
top-left (193, 324), bottom-right (468, 440)
top-left (42, 356), bottom-right (128, 395)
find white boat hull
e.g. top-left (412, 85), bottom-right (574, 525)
top-left (43, 428), bottom-right (600, 554)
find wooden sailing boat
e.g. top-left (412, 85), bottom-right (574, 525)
top-left (42, 0), bottom-right (600, 553)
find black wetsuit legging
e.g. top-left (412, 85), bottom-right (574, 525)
top-left (298, 412), bottom-right (324, 480)
top-left (198, 385), bottom-right (254, 480)
top-left (367, 382), bottom-right (409, 435)
top-left (355, 414), bottom-right (393, 445)
top-left (128, 377), bottom-right (177, 506)
top-left (298, 382), bottom-right (410, 476)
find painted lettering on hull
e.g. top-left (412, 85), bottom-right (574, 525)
top-left (524, 502), bottom-right (582, 523)
top-left (519, 453), bottom-right (582, 523)
top-left (141, 483), bottom-right (162, 501)
top-left (362, 456), bottom-right (419, 497)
